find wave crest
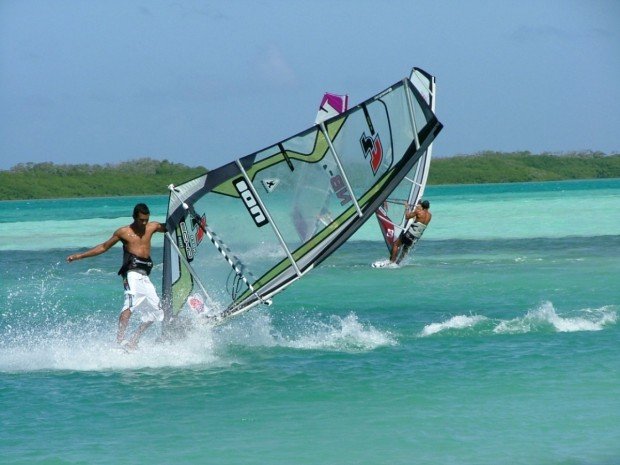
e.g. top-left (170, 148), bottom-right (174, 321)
top-left (216, 310), bottom-right (396, 352)
top-left (494, 301), bottom-right (617, 334)
top-left (420, 315), bottom-right (487, 336)
top-left (419, 301), bottom-right (617, 337)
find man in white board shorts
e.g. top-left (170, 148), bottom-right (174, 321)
top-left (67, 203), bottom-right (166, 349)
top-left (390, 199), bottom-right (432, 264)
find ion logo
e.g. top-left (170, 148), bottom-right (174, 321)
top-left (179, 220), bottom-right (195, 261)
top-left (359, 132), bottom-right (383, 175)
top-left (233, 178), bottom-right (268, 227)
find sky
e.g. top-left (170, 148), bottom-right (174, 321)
top-left (1, 0), bottom-right (619, 171)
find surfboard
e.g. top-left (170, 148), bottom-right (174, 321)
top-left (371, 259), bottom-right (399, 269)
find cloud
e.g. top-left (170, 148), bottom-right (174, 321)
top-left (256, 45), bottom-right (298, 88)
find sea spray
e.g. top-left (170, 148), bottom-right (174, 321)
top-left (417, 302), bottom-right (617, 338)
top-left (493, 301), bottom-right (617, 334)
top-left (215, 309), bottom-right (396, 352)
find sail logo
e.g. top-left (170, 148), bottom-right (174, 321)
top-left (261, 178), bottom-right (280, 193)
top-left (233, 178), bottom-right (269, 227)
top-left (179, 220), bottom-right (195, 261)
top-left (193, 214), bottom-right (207, 245)
top-left (359, 132), bottom-right (383, 175)
top-left (321, 163), bottom-right (352, 206)
top-left (330, 174), bottom-right (352, 206)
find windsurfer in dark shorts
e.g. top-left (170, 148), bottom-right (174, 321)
top-left (67, 203), bottom-right (167, 349)
top-left (390, 199), bottom-right (432, 264)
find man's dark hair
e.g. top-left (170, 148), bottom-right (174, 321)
top-left (133, 203), bottom-right (150, 219)
top-left (421, 200), bottom-right (430, 209)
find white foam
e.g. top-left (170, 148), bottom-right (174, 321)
top-left (0, 322), bottom-right (224, 372)
top-left (420, 314), bottom-right (487, 337)
top-left (214, 310), bottom-right (396, 352)
top-left (284, 313), bottom-right (396, 351)
top-left (371, 259), bottom-right (399, 269)
top-left (493, 301), bottom-right (617, 334)
top-left (0, 305), bottom-right (397, 372)
top-left (84, 268), bottom-right (113, 276)
top-left (418, 302), bottom-right (617, 337)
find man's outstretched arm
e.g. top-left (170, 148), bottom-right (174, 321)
top-left (67, 232), bottom-right (121, 262)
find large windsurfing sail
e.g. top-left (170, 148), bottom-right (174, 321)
top-left (162, 71), bottom-right (443, 324)
top-left (375, 68), bottom-right (436, 253)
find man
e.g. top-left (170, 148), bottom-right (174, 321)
top-left (390, 199), bottom-right (432, 264)
top-left (67, 203), bottom-right (166, 349)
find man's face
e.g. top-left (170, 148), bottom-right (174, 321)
top-left (134, 213), bottom-right (149, 230)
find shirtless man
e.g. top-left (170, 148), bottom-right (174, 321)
top-left (67, 203), bottom-right (166, 349)
top-left (390, 199), bottom-right (432, 264)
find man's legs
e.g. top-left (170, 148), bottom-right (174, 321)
top-left (128, 321), bottom-right (153, 349)
top-left (390, 238), bottom-right (402, 262)
top-left (119, 273), bottom-right (162, 348)
top-left (117, 307), bottom-right (154, 349)
top-left (396, 245), bottom-right (411, 264)
top-left (117, 308), bottom-right (132, 344)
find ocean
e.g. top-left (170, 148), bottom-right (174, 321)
top-left (1, 179), bottom-right (619, 465)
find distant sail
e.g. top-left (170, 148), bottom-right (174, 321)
top-left (162, 73), bottom-right (443, 324)
top-left (374, 67), bottom-right (437, 252)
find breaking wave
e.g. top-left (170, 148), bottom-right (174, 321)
top-left (419, 301), bottom-right (617, 337)
top-left (420, 315), bottom-right (488, 336)
top-left (214, 310), bottom-right (396, 352)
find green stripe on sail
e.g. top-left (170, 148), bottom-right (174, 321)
top-left (171, 226), bottom-right (195, 314)
top-left (211, 118), bottom-right (346, 197)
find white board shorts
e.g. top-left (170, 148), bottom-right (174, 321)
top-left (122, 270), bottom-right (164, 323)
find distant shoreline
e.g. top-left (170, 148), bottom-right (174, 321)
top-left (428, 150), bottom-right (619, 185)
top-left (1, 151), bottom-right (618, 201)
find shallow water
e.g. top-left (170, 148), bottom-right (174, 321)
top-left (1, 179), bottom-right (619, 465)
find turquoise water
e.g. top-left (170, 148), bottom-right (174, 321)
top-left (1, 179), bottom-right (619, 465)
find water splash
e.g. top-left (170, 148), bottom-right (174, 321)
top-left (419, 301), bottom-right (617, 337)
top-left (84, 267), bottom-right (114, 276)
top-left (420, 314), bottom-right (488, 336)
top-left (2, 262), bottom-right (73, 338)
top-left (494, 301), bottom-right (617, 334)
top-left (1, 300), bottom-right (395, 372)
top-left (0, 263), bottom-right (224, 372)
top-left (281, 312), bottom-right (396, 351)
top-left (0, 329), bottom-right (221, 372)
top-left (215, 310), bottom-right (396, 352)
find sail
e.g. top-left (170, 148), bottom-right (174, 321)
top-left (162, 73), bottom-right (443, 324)
top-left (375, 67), bottom-right (436, 252)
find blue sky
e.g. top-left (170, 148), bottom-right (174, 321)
top-left (1, 0), bottom-right (619, 171)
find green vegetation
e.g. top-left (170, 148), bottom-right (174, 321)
top-left (427, 150), bottom-right (620, 185)
top-left (1, 152), bottom-right (618, 200)
top-left (0, 158), bottom-right (206, 200)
